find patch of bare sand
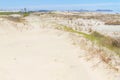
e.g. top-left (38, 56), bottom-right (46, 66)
top-left (0, 28), bottom-right (115, 80)
top-left (0, 15), bottom-right (119, 80)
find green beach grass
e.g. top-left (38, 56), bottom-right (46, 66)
top-left (56, 24), bottom-right (120, 56)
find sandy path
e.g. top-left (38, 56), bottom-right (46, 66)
top-left (0, 15), bottom-right (117, 80)
top-left (0, 29), bottom-right (96, 80)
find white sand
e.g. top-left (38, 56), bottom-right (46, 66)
top-left (0, 28), bottom-right (111, 80)
top-left (0, 16), bottom-right (118, 80)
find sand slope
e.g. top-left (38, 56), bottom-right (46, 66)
top-left (0, 28), bottom-right (110, 80)
top-left (0, 15), bottom-right (118, 80)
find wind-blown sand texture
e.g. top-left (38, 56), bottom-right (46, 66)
top-left (0, 12), bottom-right (120, 80)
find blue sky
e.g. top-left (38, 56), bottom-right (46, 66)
top-left (0, 0), bottom-right (120, 10)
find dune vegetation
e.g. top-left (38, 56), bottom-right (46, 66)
top-left (56, 24), bottom-right (120, 55)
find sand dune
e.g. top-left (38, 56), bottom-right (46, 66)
top-left (0, 28), bottom-right (110, 80)
top-left (0, 14), bottom-right (119, 80)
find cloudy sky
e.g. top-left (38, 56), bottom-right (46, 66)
top-left (0, 0), bottom-right (120, 10)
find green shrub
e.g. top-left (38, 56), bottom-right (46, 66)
top-left (23, 12), bottom-right (30, 17)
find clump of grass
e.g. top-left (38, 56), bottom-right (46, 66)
top-left (0, 12), bottom-right (21, 15)
top-left (105, 20), bottom-right (120, 25)
top-left (57, 24), bottom-right (89, 36)
top-left (22, 12), bottom-right (30, 17)
top-left (3, 16), bottom-right (25, 22)
top-left (0, 12), bottom-right (30, 17)
top-left (0, 12), bottom-right (30, 22)
top-left (56, 24), bottom-right (120, 56)
top-left (89, 32), bottom-right (120, 54)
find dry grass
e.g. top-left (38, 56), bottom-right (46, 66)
top-left (2, 16), bottom-right (25, 22)
top-left (0, 12), bottom-right (21, 15)
top-left (0, 12), bottom-right (30, 18)
top-left (46, 12), bottom-right (120, 25)
top-left (68, 30), bottom-right (120, 71)
top-left (88, 31), bottom-right (120, 55)
top-left (55, 24), bottom-right (120, 56)
top-left (105, 20), bottom-right (120, 25)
